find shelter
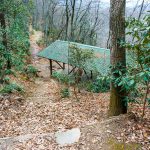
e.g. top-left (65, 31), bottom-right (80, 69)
top-left (37, 40), bottom-right (110, 77)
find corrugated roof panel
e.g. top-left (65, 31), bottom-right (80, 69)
top-left (37, 40), bottom-right (110, 75)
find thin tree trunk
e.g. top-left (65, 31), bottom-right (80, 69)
top-left (65, 0), bottom-right (69, 40)
top-left (70, 0), bottom-right (76, 40)
top-left (138, 0), bottom-right (145, 20)
top-left (35, 0), bottom-right (38, 29)
top-left (130, 0), bottom-right (140, 17)
top-left (0, 12), bottom-right (11, 69)
top-left (142, 82), bottom-right (149, 117)
top-left (109, 0), bottom-right (127, 116)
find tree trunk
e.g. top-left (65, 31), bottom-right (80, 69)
top-left (0, 12), bottom-right (11, 69)
top-left (109, 0), bottom-right (127, 116)
top-left (70, 0), bottom-right (76, 40)
top-left (65, 0), bottom-right (69, 40)
top-left (138, 0), bottom-right (145, 20)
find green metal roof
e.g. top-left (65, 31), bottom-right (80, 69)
top-left (37, 40), bottom-right (110, 74)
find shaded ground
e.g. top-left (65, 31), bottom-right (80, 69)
top-left (0, 30), bottom-right (149, 150)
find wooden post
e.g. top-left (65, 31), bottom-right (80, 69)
top-left (91, 71), bottom-right (93, 79)
top-left (63, 63), bottom-right (65, 70)
top-left (83, 69), bottom-right (89, 79)
top-left (49, 59), bottom-right (52, 76)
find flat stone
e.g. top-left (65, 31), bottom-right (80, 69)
top-left (55, 128), bottom-right (81, 146)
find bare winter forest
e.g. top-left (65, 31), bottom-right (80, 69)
top-left (32, 0), bottom-right (150, 47)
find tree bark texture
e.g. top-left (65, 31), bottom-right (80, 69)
top-left (65, 0), bottom-right (69, 40)
top-left (109, 0), bottom-right (127, 116)
top-left (70, 0), bottom-right (76, 40)
top-left (0, 12), bottom-right (11, 69)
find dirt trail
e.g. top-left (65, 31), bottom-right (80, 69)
top-left (29, 30), bottom-right (59, 103)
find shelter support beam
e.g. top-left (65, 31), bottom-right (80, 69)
top-left (49, 59), bottom-right (53, 76)
top-left (83, 69), bottom-right (90, 79)
top-left (91, 71), bottom-right (93, 79)
top-left (68, 66), bottom-right (76, 74)
top-left (63, 63), bottom-right (65, 70)
top-left (54, 61), bottom-right (65, 70)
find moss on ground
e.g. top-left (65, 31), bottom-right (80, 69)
top-left (107, 138), bottom-right (141, 150)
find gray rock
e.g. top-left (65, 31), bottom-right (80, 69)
top-left (55, 128), bottom-right (81, 146)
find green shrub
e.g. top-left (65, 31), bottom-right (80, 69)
top-left (127, 88), bottom-right (143, 104)
top-left (36, 39), bottom-right (45, 47)
top-left (53, 72), bottom-right (110, 93)
top-left (30, 30), bottom-right (34, 35)
top-left (3, 77), bottom-right (10, 84)
top-left (0, 0), bottom-right (32, 84)
top-left (24, 65), bottom-right (38, 78)
top-left (0, 83), bottom-right (24, 94)
top-left (5, 69), bottom-right (15, 75)
top-left (52, 71), bottom-right (70, 84)
top-left (60, 88), bottom-right (70, 98)
top-left (87, 76), bottom-right (110, 93)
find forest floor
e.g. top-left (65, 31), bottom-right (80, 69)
top-left (0, 30), bottom-right (149, 150)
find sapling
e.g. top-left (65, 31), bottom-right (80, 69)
top-left (68, 44), bottom-right (95, 100)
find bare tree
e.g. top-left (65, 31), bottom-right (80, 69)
top-left (70, 0), bottom-right (76, 39)
top-left (65, 0), bottom-right (69, 40)
top-left (130, 0), bottom-right (149, 19)
top-left (138, 0), bottom-right (145, 20)
top-left (32, 0), bottom-right (39, 29)
top-left (32, 0), bottom-right (104, 46)
top-left (130, 0), bottom-right (140, 17)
